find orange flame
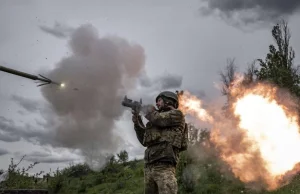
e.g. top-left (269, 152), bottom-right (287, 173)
top-left (179, 80), bottom-right (300, 191)
top-left (178, 91), bottom-right (213, 123)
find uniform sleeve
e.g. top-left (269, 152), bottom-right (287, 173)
top-left (145, 109), bottom-right (184, 127)
top-left (133, 115), bottom-right (146, 147)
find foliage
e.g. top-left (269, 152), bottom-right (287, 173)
top-left (117, 150), bottom-right (129, 164)
top-left (220, 19), bottom-right (300, 119)
top-left (255, 20), bottom-right (300, 97)
top-left (1, 140), bottom-right (300, 193)
top-left (0, 155), bottom-right (45, 190)
top-left (60, 163), bottom-right (92, 178)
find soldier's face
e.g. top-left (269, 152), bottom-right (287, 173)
top-left (156, 97), bottom-right (164, 110)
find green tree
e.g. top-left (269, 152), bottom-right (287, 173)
top-left (255, 20), bottom-right (300, 97)
top-left (117, 150), bottom-right (129, 164)
top-left (109, 155), bottom-right (116, 165)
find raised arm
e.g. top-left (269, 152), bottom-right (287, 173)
top-left (132, 113), bottom-right (146, 147)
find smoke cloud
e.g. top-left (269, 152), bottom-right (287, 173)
top-left (199, 0), bottom-right (300, 26)
top-left (37, 24), bottom-right (145, 169)
top-left (2, 21), bottom-right (185, 168)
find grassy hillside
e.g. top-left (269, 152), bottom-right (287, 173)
top-left (48, 159), bottom-right (145, 194)
top-left (1, 153), bottom-right (300, 194)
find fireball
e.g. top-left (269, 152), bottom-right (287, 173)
top-left (179, 80), bottom-right (300, 191)
top-left (178, 91), bottom-right (213, 123)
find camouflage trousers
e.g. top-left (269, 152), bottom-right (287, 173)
top-left (144, 163), bottom-right (178, 194)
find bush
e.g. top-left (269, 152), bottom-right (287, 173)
top-left (114, 180), bottom-right (125, 191)
top-left (47, 169), bottom-right (65, 194)
top-left (117, 150), bottom-right (129, 164)
top-left (77, 181), bottom-right (87, 193)
top-left (94, 174), bottom-right (105, 185)
top-left (62, 163), bottom-right (92, 178)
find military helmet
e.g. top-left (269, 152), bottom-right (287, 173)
top-left (156, 91), bottom-right (179, 108)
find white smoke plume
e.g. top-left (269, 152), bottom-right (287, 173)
top-left (39, 24), bottom-right (145, 169)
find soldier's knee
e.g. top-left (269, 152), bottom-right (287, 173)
top-left (156, 168), bottom-right (178, 194)
top-left (157, 178), bottom-right (178, 194)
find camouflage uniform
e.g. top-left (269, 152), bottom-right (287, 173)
top-left (133, 92), bottom-right (185, 194)
top-left (144, 162), bottom-right (177, 194)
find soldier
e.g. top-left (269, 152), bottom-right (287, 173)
top-left (132, 91), bottom-right (186, 194)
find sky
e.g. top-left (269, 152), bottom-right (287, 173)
top-left (0, 0), bottom-right (300, 175)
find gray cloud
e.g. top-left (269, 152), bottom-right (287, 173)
top-left (26, 153), bottom-right (78, 164)
top-left (11, 95), bottom-right (42, 112)
top-left (26, 151), bottom-right (49, 158)
top-left (200, 0), bottom-right (300, 26)
top-left (0, 116), bottom-right (21, 143)
top-left (26, 157), bottom-right (76, 164)
top-left (0, 116), bottom-right (55, 144)
top-left (0, 148), bottom-right (9, 156)
top-left (0, 132), bottom-right (20, 142)
top-left (14, 151), bottom-right (79, 164)
top-left (159, 74), bottom-right (182, 89)
top-left (17, 110), bottom-right (25, 115)
top-left (134, 72), bottom-right (183, 106)
top-left (39, 21), bottom-right (74, 38)
top-left (0, 0), bottom-right (34, 7)
top-left (11, 95), bottom-right (53, 126)
top-left (10, 96), bottom-right (57, 130)
top-left (185, 88), bottom-right (206, 99)
top-left (139, 73), bottom-right (182, 90)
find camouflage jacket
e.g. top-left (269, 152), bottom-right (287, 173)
top-left (133, 109), bottom-right (185, 166)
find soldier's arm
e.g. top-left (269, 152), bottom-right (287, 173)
top-left (133, 115), bottom-right (146, 147)
top-left (145, 109), bottom-right (184, 127)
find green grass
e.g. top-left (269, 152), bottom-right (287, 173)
top-left (48, 160), bottom-right (300, 194)
top-left (2, 154), bottom-right (300, 194)
top-left (53, 161), bottom-right (145, 194)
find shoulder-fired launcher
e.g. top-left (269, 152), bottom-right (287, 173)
top-left (121, 95), bottom-right (143, 113)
